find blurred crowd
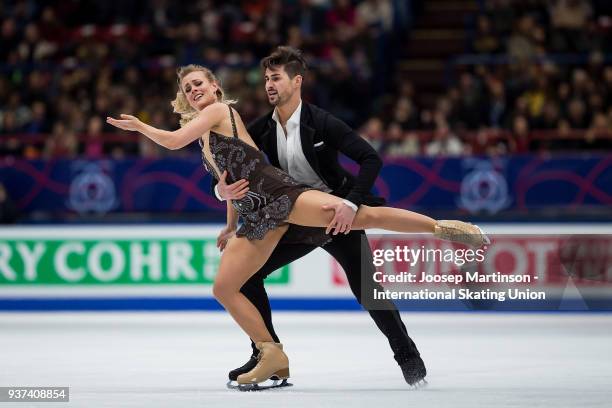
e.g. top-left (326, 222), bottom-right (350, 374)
top-left (364, 0), bottom-right (612, 157)
top-left (0, 0), bottom-right (410, 158)
top-left (0, 0), bottom-right (610, 160)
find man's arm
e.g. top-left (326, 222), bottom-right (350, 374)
top-left (212, 171), bottom-right (249, 201)
top-left (323, 114), bottom-right (383, 207)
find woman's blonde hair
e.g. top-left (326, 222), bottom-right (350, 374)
top-left (171, 64), bottom-right (235, 127)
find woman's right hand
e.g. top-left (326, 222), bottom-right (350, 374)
top-left (216, 224), bottom-right (237, 251)
top-left (106, 114), bottom-right (144, 132)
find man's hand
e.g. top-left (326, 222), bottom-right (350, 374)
top-left (217, 170), bottom-right (249, 200)
top-left (217, 225), bottom-right (237, 251)
top-left (322, 201), bottom-right (357, 235)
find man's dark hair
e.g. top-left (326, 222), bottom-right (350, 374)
top-left (261, 46), bottom-right (308, 79)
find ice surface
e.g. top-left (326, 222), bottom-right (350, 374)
top-left (1, 312), bottom-right (611, 407)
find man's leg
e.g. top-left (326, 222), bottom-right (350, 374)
top-left (323, 230), bottom-right (426, 384)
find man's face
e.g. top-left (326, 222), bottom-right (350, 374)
top-left (264, 66), bottom-right (300, 106)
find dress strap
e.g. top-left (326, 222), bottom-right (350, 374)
top-left (228, 105), bottom-right (238, 138)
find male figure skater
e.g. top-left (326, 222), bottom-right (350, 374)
top-left (215, 46), bottom-right (426, 387)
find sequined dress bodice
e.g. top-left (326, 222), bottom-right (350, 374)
top-left (198, 105), bottom-right (329, 245)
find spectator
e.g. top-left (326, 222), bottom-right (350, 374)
top-left (472, 129), bottom-right (509, 156)
top-left (23, 101), bottom-right (50, 134)
top-left (509, 115), bottom-right (532, 153)
top-left (392, 97), bottom-right (419, 130)
top-left (83, 117), bottom-right (105, 159)
top-left (584, 112), bottom-right (611, 150)
top-left (486, 78), bottom-right (509, 128)
top-left (603, 67), bottom-right (612, 106)
top-left (139, 110), bottom-right (164, 158)
top-left (454, 73), bottom-right (485, 129)
top-left (384, 122), bottom-right (419, 157)
top-left (0, 111), bottom-right (21, 135)
top-left (550, 118), bottom-right (580, 151)
top-left (523, 75), bottom-right (548, 120)
top-left (44, 122), bottom-right (78, 158)
top-left (360, 117), bottom-right (385, 152)
top-left (425, 123), bottom-right (464, 156)
top-left (567, 98), bottom-right (590, 129)
top-left (17, 23), bottom-right (57, 62)
top-left (507, 15), bottom-right (540, 60)
top-left (0, 18), bottom-right (19, 61)
top-left (325, 0), bottom-right (358, 43)
top-left (0, 183), bottom-right (19, 224)
top-left (473, 15), bottom-right (501, 54)
top-left (549, 0), bottom-right (592, 52)
top-left (533, 101), bottom-right (561, 130)
top-left (487, 0), bottom-right (515, 35)
top-left (356, 0), bottom-right (394, 33)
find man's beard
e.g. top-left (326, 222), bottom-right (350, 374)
top-left (269, 94), bottom-right (281, 106)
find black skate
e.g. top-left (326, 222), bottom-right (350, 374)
top-left (226, 355), bottom-right (290, 391)
top-left (400, 355), bottom-right (428, 388)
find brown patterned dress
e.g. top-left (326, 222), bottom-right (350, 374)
top-left (199, 105), bottom-right (330, 246)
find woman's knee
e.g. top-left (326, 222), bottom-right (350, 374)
top-left (212, 278), bottom-right (237, 303)
top-left (358, 206), bottom-right (380, 229)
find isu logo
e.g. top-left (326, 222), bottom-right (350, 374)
top-left (458, 159), bottom-right (511, 214)
top-left (68, 162), bottom-right (118, 214)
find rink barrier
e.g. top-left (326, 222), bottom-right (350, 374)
top-left (1, 155), bottom-right (610, 216)
top-left (1, 297), bottom-right (611, 312)
top-left (1, 225), bottom-right (611, 312)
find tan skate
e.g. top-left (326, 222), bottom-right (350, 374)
top-left (236, 342), bottom-right (290, 386)
top-left (434, 220), bottom-right (490, 248)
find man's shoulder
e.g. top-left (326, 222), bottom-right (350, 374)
top-left (247, 110), bottom-right (274, 132)
top-left (301, 102), bottom-right (336, 129)
top-left (302, 102), bottom-right (330, 119)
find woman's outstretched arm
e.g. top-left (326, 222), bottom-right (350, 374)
top-left (106, 102), bottom-right (227, 150)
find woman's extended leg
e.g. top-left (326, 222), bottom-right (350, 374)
top-left (288, 190), bottom-right (436, 233)
top-left (287, 190), bottom-right (488, 246)
top-left (213, 225), bottom-right (288, 342)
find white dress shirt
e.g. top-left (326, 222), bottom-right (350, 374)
top-left (273, 101), bottom-right (331, 193)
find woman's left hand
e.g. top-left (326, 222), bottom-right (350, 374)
top-left (106, 114), bottom-right (143, 132)
top-left (217, 225), bottom-right (237, 252)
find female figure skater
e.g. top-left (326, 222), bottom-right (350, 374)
top-left (107, 65), bottom-right (488, 387)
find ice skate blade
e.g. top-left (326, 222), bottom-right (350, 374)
top-left (229, 379), bottom-right (293, 392)
top-left (408, 378), bottom-right (428, 389)
top-left (475, 225), bottom-right (490, 246)
top-left (227, 375), bottom-right (280, 386)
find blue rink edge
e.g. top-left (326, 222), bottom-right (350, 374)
top-left (1, 297), bottom-right (612, 312)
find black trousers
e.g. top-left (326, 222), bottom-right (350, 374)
top-left (239, 229), bottom-right (420, 365)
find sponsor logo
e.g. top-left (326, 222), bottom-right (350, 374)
top-left (0, 239), bottom-right (290, 285)
top-left (68, 162), bottom-right (118, 214)
top-left (458, 159), bottom-right (511, 214)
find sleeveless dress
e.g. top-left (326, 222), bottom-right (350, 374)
top-left (199, 105), bottom-right (330, 246)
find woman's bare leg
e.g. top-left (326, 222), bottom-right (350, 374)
top-left (287, 190), bottom-right (436, 233)
top-left (213, 225), bottom-right (288, 342)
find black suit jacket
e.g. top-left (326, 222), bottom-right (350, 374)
top-left (246, 102), bottom-right (385, 207)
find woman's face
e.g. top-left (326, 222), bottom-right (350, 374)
top-left (181, 71), bottom-right (219, 111)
